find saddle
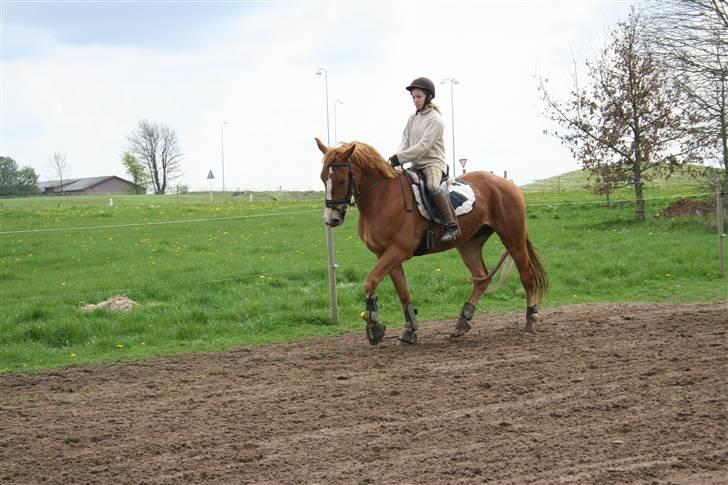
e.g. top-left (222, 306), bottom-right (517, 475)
top-left (403, 168), bottom-right (476, 255)
top-left (403, 168), bottom-right (476, 225)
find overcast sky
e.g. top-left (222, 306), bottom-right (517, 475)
top-left (2, 0), bottom-right (633, 191)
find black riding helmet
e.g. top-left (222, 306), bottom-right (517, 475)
top-left (406, 77), bottom-right (436, 99)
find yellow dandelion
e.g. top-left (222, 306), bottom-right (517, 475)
top-left (116, 344), bottom-right (123, 348)
top-left (70, 353), bottom-right (77, 358)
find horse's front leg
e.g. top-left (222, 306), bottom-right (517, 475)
top-left (389, 263), bottom-right (418, 345)
top-left (363, 249), bottom-right (408, 345)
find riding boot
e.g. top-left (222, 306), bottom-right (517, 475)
top-left (432, 191), bottom-right (460, 242)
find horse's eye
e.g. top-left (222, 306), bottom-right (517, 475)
top-left (337, 179), bottom-right (345, 185)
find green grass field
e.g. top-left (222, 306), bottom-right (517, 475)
top-left (1, 175), bottom-right (725, 373)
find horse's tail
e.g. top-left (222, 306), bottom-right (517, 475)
top-left (526, 238), bottom-right (549, 303)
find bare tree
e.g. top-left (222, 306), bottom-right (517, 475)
top-left (127, 120), bottom-right (183, 194)
top-left (539, 9), bottom-right (707, 221)
top-left (49, 152), bottom-right (69, 195)
top-left (646, 0), bottom-right (727, 186)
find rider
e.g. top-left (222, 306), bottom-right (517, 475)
top-left (389, 77), bottom-right (460, 242)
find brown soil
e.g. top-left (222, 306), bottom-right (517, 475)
top-left (656, 198), bottom-right (713, 218)
top-left (81, 295), bottom-right (137, 312)
top-left (1, 302), bottom-right (726, 484)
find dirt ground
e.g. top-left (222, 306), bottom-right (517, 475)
top-left (1, 301), bottom-right (726, 484)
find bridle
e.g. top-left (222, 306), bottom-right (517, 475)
top-left (325, 161), bottom-right (361, 211)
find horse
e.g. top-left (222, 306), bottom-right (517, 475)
top-left (316, 138), bottom-right (548, 345)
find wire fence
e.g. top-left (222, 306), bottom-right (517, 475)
top-left (1, 191), bottom-right (724, 307)
top-left (1, 192), bottom-right (714, 236)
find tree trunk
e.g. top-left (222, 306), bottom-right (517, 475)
top-left (634, 181), bottom-right (645, 221)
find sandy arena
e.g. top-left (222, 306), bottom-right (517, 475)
top-left (1, 301), bottom-right (726, 484)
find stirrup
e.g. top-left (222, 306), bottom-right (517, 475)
top-left (440, 225), bottom-right (460, 242)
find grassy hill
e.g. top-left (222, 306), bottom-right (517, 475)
top-left (521, 164), bottom-right (723, 193)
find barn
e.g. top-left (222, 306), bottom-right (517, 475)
top-left (39, 176), bottom-right (145, 195)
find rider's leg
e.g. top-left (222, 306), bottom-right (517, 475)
top-left (424, 166), bottom-right (460, 242)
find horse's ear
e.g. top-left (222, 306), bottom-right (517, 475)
top-left (341, 143), bottom-right (356, 160)
top-left (315, 137), bottom-right (328, 154)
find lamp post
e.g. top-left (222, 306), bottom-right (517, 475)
top-left (220, 120), bottom-right (227, 192)
top-left (316, 67), bottom-right (338, 324)
top-left (334, 99), bottom-right (344, 144)
top-left (316, 68), bottom-right (331, 144)
top-left (440, 78), bottom-right (459, 177)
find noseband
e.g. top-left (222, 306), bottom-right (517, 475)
top-left (325, 162), bottom-right (361, 210)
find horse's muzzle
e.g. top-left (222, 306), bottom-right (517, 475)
top-left (324, 207), bottom-right (346, 227)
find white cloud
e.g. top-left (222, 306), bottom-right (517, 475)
top-left (2, 1), bottom-right (631, 190)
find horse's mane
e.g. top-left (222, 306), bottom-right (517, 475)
top-left (324, 141), bottom-right (397, 179)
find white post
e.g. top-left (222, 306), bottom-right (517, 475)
top-left (317, 67), bottom-right (339, 324)
top-left (220, 121), bottom-right (227, 192)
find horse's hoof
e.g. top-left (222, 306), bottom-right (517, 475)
top-left (398, 329), bottom-right (417, 345)
top-left (525, 314), bottom-right (540, 334)
top-left (450, 319), bottom-right (472, 338)
top-left (366, 323), bottom-right (386, 345)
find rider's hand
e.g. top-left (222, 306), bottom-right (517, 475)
top-left (388, 154), bottom-right (400, 167)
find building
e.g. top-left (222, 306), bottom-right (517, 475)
top-left (39, 176), bottom-right (145, 195)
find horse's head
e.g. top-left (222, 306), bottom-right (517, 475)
top-left (317, 138), bottom-right (357, 227)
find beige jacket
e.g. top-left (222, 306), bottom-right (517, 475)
top-left (396, 106), bottom-right (447, 172)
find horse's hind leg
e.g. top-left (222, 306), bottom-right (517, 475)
top-left (503, 241), bottom-right (541, 333)
top-left (389, 263), bottom-right (418, 344)
top-left (452, 234), bottom-right (492, 337)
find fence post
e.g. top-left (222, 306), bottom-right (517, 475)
top-left (325, 225), bottom-right (339, 323)
top-left (717, 186), bottom-right (725, 277)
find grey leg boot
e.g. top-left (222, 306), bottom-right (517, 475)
top-left (432, 191), bottom-right (460, 242)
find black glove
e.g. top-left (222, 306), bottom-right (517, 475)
top-left (388, 154), bottom-right (400, 167)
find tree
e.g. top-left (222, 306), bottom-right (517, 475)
top-left (0, 156), bottom-right (40, 196)
top-left (539, 9), bottom-right (707, 221)
top-left (49, 152), bottom-right (69, 196)
top-left (645, 0), bottom-right (728, 187)
top-left (121, 152), bottom-right (149, 194)
top-left (127, 120), bottom-right (183, 195)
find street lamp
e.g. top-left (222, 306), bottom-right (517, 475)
top-left (220, 120), bottom-right (227, 192)
top-left (316, 67), bottom-right (338, 324)
top-left (334, 99), bottom-right (344, 144)
top-left (440, 78), bottom-right (460, 177)
top-left (316, 68), bottom-right (330, 144)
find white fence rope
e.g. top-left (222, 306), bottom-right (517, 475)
top-left (0, 209), bottom-right (321, 235)
top-left (1, 191), bottom-right (717, 304)
top-left (0, 192), bottom-right (711, 236)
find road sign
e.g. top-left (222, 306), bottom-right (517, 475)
top-left (207, 170), bottom-right (215, 180)
top-left (459, 158), bottom-right (468, 168)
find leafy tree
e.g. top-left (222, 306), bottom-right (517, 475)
top-left (127, 120), bottom-right (183, 195)
top-left (539, 9), bottom-right (707, 221)
top-left (49, 152), bottom-right (69, 195)
top-left (121, 152), bottom-right (149, 194)
top-left (0, 156), bottom-right (40, 196)
top-left (646, 0), bottom-right (728, 188)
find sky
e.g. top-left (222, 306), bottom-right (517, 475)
top-left (1, 0), bottom-right (634, 191)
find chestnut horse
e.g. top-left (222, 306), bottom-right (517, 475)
top-left (317, 138), bottom-right (548, 345)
